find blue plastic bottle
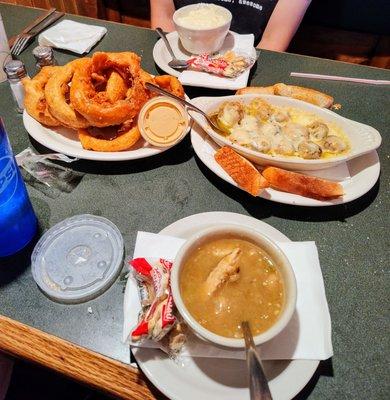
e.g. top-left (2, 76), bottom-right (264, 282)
top-left (0, 119), bottom-right (37, 257)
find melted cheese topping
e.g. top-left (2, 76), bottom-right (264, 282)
top-left (212, 99), bottom-right (350, 159)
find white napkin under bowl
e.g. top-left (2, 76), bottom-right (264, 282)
top-left (123, 231), bottom-right (333, 361)
top-left (38, 19), bottom-right (107, 54)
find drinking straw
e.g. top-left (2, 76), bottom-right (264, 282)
top-left (290, 72), bottom-right (390, 85)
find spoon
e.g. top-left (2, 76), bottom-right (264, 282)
top-left (241, 321), bottom-right (273, 400)
top-left (155, 28), bottom-right (188, 70)
top-left (145, 82), bottom-right (226, 135)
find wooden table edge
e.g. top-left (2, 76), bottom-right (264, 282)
top-left (0, 315), bottom-right (156, 400)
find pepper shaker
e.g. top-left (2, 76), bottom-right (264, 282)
top-left (4, 60), bottom-right (28, 113)
top-left (32, 45), bottom-right (58, 71)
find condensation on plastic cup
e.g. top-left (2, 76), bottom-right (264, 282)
top-left (31, 214), bottom-right (124, 304)
top-left (0, 13), bottom-right (11, 82)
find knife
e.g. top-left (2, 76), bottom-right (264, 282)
top-left (10, 11), bottom-right (65, 55)
top-left (27, 11), bottom-right (64, 36)
top-left (8, 7), bottom-right (56, 47)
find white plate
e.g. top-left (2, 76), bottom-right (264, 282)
top-left (191, 121), bottom-right (380, 206)
top-left (191, 94), bottom-right (382, 170)
top-left (152, 31), bottom-right (256, 84)
top-left (23, 108), bottom-right (190, 161)
top-left (132, 211), bottom-right (319, 400)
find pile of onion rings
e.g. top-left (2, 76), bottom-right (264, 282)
top-left (22, 51), bottom-right (185, 152)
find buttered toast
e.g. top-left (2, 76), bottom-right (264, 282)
top-left (262, 166), bottom-right (343, 199)
top-left (236, 83), bottom-right (334, 108)
top-left (214, 146), bottom-right (269, 196)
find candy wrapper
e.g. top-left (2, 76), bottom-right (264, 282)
top-left (187, 50), bottom-right (256, 78)
top-left (130, 258), bottom-right (177, 343)
top-left (162, 320), bottom-right (188, 355)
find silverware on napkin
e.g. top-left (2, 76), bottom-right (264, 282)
top-left (8, 7), bottom-right (56, 48)
top-left (11, 10), bottom-right (64, 56)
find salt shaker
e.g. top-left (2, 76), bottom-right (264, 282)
top-left (3, 60), bottom-right (28, 113)
top-left (32, 45), bottom-right (57, 70)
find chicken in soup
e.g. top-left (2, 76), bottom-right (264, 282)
top-left (179, 238), bottom-right (285, 338)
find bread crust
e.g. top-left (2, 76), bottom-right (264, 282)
top-left (236, 83), bottom-right (334, 108)
top-left (214, 146), bottom-right (269, 196)
top-left (236, 85), bottom-right (275, 95)
top-left (262, 166), bottom-right (343, 199)
top-left (273, 83), bottom-right (334, 108)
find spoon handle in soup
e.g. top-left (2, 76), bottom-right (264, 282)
top-left (242, 321), bottom-right (273, 400)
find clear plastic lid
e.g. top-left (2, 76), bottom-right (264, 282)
top-left (31, 214), bottom-right (124, 304)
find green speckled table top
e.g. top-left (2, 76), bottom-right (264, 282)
top-left (0, 3), bottom-right (389, 399)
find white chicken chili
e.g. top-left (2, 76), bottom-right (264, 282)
top-left (179, 238), bottom-right (284, 338)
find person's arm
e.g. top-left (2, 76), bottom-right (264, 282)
top-left (150, 0), bottom-right (175, 31)
top-left (257, 0), bottom-right (311, 51)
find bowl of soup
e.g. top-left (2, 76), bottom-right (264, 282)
top-left (173, 4), bottom-right (232, 54)
top-left (171, 225), bottom-right (297, 348)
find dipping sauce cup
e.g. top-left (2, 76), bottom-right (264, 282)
top-left (138, 96), bottom-right (189, 148)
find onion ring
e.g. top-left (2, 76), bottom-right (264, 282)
top-left (22, 66), bottom-right (61, 126)
top-left (90, 68), bottom-right (128, 104)
top-left (154, 75), bottom-right (185, 98)
top-left (70, 52), bottom-right (147, 127)
top-left (78, 119), bottom-right (141, 152)
top-left (105, 71), bottom-right (128, 103)
top-left (23, 51), bottom-right (186, 153)
top-left (45, 58), bottom-right (91, 129)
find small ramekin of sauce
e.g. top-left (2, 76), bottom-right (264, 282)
top-left (137, 96), bottom-right (189, 148)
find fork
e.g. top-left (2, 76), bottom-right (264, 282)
top-left (11, 32), bottom-right (33, 56)
top-left (8, 7), bottom-right (56, 48)
top-left (11, 11), bottom-right (64, 56)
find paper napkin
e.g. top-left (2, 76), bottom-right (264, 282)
top-left (179, 33), bottom-right (255, 90)
top-left (123, 231), bottom-right (333, 361)
top-left (38, 20), bottom-right (107, 54)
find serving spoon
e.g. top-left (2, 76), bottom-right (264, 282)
top-left (145, 82), bottom-right (227, 135)
top-left (241, 321), bottom-right (273, 400)
top-left (156, 28), bottom-right (188, 70)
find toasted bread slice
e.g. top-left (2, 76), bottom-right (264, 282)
top-left (273, 83), bottom-right (334, 108)
top-left (235, 83), bottom-right (334, 108)
top-left (215, 146), bottom-right (269, 196)
top-left (262, 166), bottom-right (343, 199)
top-left (235, 86), bottom-right (275, 95)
